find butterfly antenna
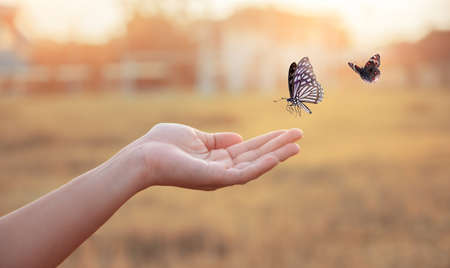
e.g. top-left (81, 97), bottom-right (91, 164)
top-left (273, 97), bottom-right (287, 103)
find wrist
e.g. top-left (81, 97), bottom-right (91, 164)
top-left (126, 143), bottom-right (159, 192)
top-left (95, 145), bottom-right (150, 196)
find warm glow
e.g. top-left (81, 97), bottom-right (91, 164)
top-left (8, 0), bottom-right (450, 46)
top-left (15, 0), bottom-right (127, 44)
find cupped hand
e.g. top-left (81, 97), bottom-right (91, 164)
top-left (134, 123), bottom-right (303, 191)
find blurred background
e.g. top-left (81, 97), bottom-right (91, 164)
top-left (1, 0), bottom-right (449, 267)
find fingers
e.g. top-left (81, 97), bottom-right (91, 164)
top-left (234, 143), bottom-right (300, 169)
top-left (233, 129), bottom-right (303, 164)
top-left (213, 132), bottom-right (243, 149)
top-left (228, 155), bottom-right (279, 185)
top-left (227, 130), bottom-right (287, 158)
top-left (194, 128), bottom-right (303, 189)
top-left (225, 143), bottom-right (300, 185)
top-left (271, 142), bottom-right (300, 162)
top-left (197, 131), bottom-right (243, 150)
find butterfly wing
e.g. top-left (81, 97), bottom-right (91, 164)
top-left (288, 62), bottom-right (297, 98)
top-left (292, 57), bottom-right (324, 110)
top-left (365, 54), bottom-right (380, 68)
top-left (348, 62), bottom-right (362, 75)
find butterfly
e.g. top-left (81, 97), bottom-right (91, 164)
top-left (348, 54), bottom-right (381, 83)
top-left (275, 57), bottom-right (324, 116)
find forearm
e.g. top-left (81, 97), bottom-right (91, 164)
top-left (0, 149), bottom-right (144, 268)
top-left (0, 124), bottom-right (302, 267)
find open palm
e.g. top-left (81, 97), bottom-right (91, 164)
top-left (136, 123), bottom-right (302, 190)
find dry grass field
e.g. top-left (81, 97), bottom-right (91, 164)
top-left (1, 87), bottom-right (450, 268)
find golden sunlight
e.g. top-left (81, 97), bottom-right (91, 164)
top-left (16, 0), bottom-right (126, 43)
top-left (8, 0), bottom-right (450, 47)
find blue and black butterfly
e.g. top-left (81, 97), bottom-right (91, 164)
top-left (348, 54), bottom-right (381, 83)
top-left (276, 57), bottom-right (324, 115)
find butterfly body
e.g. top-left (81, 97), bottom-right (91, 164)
top-left (348, 54), bottom-right (381, 83)
top-left (277, 57), bottom-right (324, 116)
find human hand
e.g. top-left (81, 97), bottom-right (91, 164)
top-left (130, 123), bottom-right (303, 191)
top-left (0, 123), bottom-right (302, 267)
top-left (0, 123), bottom-right (302, 268)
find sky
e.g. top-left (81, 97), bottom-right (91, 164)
top-left (4, 0), bottom-right (450, 47)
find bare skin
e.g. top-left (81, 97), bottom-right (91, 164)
top-left (0, 123), bottom-right (303, 268)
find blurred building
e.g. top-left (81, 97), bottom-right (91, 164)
top-left (195, 7), bottom-right (350, 93)
top-left (105, 13), bottom-right (197, 93)
top-left (2, 6), bottom-right (448, 95)
top-left (2, 7), bottom-right (353, 94)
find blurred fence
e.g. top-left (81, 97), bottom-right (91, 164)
top-left (1, 6), bottom-right (450, 95)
